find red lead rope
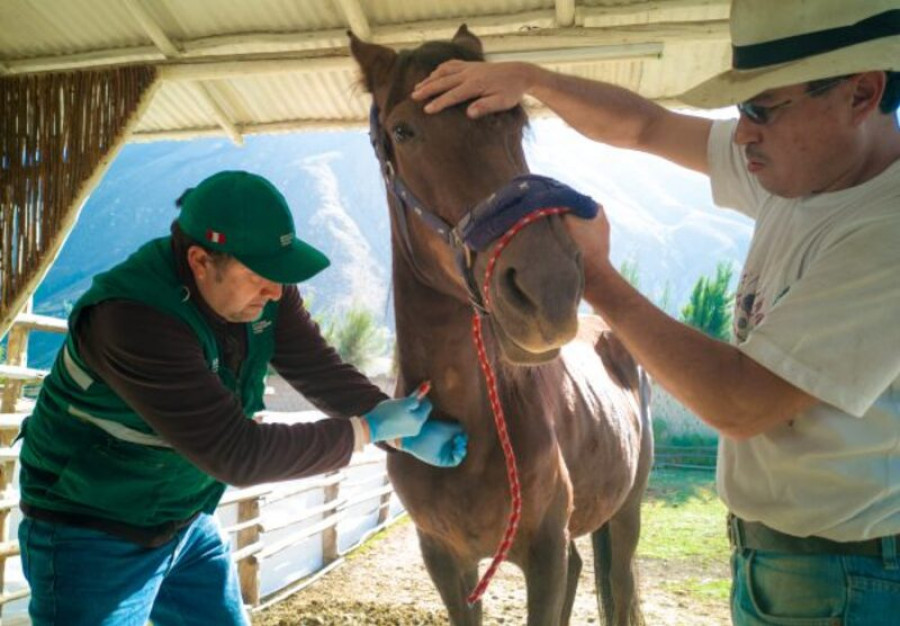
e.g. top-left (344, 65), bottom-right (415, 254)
top-left (466, 207), bottom-right (571, 606)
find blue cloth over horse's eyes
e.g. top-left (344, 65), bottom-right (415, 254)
top-left (456, 174), bottom-right (598, 252)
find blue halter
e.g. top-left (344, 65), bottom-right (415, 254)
top-left (368, 104), bottom-right (598, 312)
top-left (455, 175), bottom-right (598, 251)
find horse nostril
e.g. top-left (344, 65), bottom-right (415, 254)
top-left (501, 268), bottom-right (537, 313)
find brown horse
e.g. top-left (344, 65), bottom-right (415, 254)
top-left (350, 26), bottom-right (653, 626)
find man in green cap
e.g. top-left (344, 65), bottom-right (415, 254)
top-left (413, 0), bottom-right (899, 623)
top-left (16, 170), bottom-right (468, 625)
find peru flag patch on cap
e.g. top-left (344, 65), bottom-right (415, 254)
top-left (206, 229), bottom-right (226, 245)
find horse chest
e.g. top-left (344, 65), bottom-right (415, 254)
top-left (389, 432), bottom-right (568, 550)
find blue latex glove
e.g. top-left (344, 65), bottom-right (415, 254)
top-left (363, 396), bottom-right (432, 442)
top-left (400, 420), bottom-right (468, 467)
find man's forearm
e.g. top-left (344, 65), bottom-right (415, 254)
top-left (583, 264), bottom-right (817, 439)
top-left (526, 65), bottom-right (664, 149)
top-left (524, 65), bottom-right (711, 172)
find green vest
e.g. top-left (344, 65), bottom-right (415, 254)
top-left (18, 237), bottom-right (277, 527)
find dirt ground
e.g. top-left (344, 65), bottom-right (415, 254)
top-left (253, 516), bottom-right (731, 626)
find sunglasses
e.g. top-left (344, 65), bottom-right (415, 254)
top-left (736, 78), bottom-right (847, 125)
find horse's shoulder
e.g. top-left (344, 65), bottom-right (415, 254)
top-left (575, 313), bottom-right (639, 392)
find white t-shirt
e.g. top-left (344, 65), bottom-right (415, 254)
top-left (708, 119), bottom-right (900, 542)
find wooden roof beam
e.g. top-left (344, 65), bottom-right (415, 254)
top-left (122, 0), bottom-right (243, 145)
top-left (192, 81), bottom-right (244, 146)
top-left (2, 46), bottom-right (165, 74)
top-left (131, 119), bottom-right (367, 143)
top-left (2, 7), bottom-right (729, 75)
top-left (491, 42), bottom-right (662, 64)
top-left (333, 0), bottom-right (372, 41)
top-left (122, 0), bottom-right (181, 57)
top-left (555, 0), bottom-right (575, 27)
top-left (31, 93), bottom-right (686, 145)
top-left (580, 0), bottom-right (730, 25)
top-left (157, 38), bottom-right (665, 82)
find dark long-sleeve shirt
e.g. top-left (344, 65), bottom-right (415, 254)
top-left (76, 284), bottom-right (387, 487)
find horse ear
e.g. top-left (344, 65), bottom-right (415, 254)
top-left (452, 24), bottom-right (483, 56)
top-left (349, 31), bottom-right (397, 94)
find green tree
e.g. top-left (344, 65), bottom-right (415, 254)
top-left (319, 305), bottom-right (388, 372)
top-left (680, 262), bottom-right (734, 342)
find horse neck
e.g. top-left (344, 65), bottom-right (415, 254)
top-left (392, 246), bottom-right (508, 444)
top-left (392, 244), bottom-right (570, 478)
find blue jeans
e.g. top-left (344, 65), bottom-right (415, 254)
top-left (19, 513), bottom-right (250, 626)
top-left (731, 542), bottom-right (900, 625)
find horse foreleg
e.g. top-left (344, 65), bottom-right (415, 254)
top-left (523, 526), bottom-right (570, 626)
top-left (418, 531), bottom-right (482, 626)
top-left (560, 540), bottom-right (583, 626)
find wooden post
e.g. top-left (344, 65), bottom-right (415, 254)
top-left (1, 300), bottom-right (32, 428)
top-left (376, 470), bottom-right (392, 525)
top-left (0, 300), bottom-right (32, 619)
top-left (0, 506), bottom-right (7, 620)
top-left (321, 471), bottom-right (340, 563)
top-left (236, 498), bottom-right (261, 607)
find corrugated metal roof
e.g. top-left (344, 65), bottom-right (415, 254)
top-left (1, 0), bottom-right (733, 143)
top-left (364, 0), bottom-right (554, 26)
top-left (0, 0), bottom-right (149, 58)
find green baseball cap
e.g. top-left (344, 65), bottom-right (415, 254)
top-left (177, 171), bottom-right (330, 284)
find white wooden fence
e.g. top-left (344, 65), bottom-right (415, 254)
top-left (0, 305), bottom-right (402, 622)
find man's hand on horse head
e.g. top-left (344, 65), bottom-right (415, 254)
top-left (412, 60), bottom-right (533, 118)
top-left (363, 396), bottom-right (433, 443)
top-left (564, 205), bottom-right (612, 283)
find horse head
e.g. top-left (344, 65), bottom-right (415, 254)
top-left (351, 26), bottom-right (586, 365)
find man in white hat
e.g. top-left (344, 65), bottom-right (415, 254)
top-left (412, 0), bottom-right (900, 622)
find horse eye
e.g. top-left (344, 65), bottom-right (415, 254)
top-left (391, 123), bottom-right (415, 144)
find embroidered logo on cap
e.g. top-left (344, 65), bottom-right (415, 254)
top-left (279, 233), bottom-right (293, 247)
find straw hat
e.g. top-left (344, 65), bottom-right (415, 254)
top-left (679, 0), bottom-right (900, 108)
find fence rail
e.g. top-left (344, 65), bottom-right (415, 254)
top-left (0, 305), bottom-right (402, 621)
top-left (654, 445), bottom-right (717, 471)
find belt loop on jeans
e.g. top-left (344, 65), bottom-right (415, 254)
top-left (727, 513), bottom-right (745, 550)
top-left (882, 535), bottom-right (898, 570)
